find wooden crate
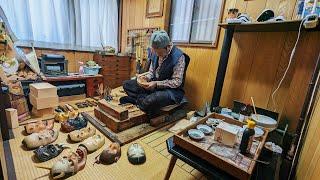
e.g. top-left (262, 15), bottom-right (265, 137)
top-left (98, 99), bottom-right (128, 120)
top-left (173, 113), bottom-right (268, 180)
top-left (94, 107), bottom-right (147, 133)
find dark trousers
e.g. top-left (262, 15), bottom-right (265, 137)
top-left (123, 79), bottom-right (175, 117)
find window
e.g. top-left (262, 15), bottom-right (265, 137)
top-left (0, 0), bottom-right (119, 51)
top-left (169, 0), bottom-right (224, 46)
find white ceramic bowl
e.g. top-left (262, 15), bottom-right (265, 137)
top-left (196, 124), bottom-right (213, 135)
top-left (188, 129), bottom-right (205, 140)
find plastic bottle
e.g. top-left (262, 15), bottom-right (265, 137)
top-left (240, 120), bottom-right (256, 155)
top-left (79, 61), bottom-right (84, 74)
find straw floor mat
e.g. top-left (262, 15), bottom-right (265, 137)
top-left (7, 121), bottom-right (206, 180)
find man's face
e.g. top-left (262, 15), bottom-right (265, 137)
top-left (152, 46), bottom-right (167, 58)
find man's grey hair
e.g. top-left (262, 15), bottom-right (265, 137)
top-left (150, 30), bottom-right (170, 49)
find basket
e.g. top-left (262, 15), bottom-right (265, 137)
top-left (83, 66), bottom-right (101, 75)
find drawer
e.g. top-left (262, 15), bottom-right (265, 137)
top-left (102, 69), bottom-right (130, 76)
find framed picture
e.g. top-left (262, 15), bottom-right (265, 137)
top-left (146, 0), bottom-right (164, 18)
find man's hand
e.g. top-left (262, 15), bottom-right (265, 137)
top-left (143, 81), bottom-right (157, 90)
top-left (137, 76), bottom-right (148, 88)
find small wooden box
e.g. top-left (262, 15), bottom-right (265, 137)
top-left (173, 113), bottom-right (268, 180)
top-left (30, 94), bottom-right (59, 109)
top-left (98, 99), bottom-right (128, 120)
top-left (5, 108), bottom-right (19, 129)
top-left (32, 107), bottom-right (55, 118)
top-left (30, 82), bottom-right (57, 98)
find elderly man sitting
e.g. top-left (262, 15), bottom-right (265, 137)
top-left (121, 30), bottom-right (187, 117)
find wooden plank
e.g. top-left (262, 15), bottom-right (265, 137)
top-left (98, 99), bottom-right (129, 120)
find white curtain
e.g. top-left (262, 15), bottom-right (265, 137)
top-left (190, 0), bottom-right (223, 43)
top-left (169, 0), bottom-right (194, 43)
top-left (170, 0), bottom-right (223, 43)
top-left (0, 0), bottom-right (33, 41)
top-left (0, 0), bottom-right (118, 51)
top-left (73, 0), bottom-right (118, 49)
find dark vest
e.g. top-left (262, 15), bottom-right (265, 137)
top-left (150, 46), bottom-right (185, 103)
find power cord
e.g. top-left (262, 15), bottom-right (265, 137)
top-left (271, 18), bottom-right (306, 111)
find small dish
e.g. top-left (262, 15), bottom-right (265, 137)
top-left (196, 124), bottom-right (213, 135)
top-left (188, 129), bottom-right (205, 140)
top-left (206, 118), bottom-right (223, 127)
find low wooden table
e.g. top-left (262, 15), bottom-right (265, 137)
top-left (43, 74), bottom-right (103, 97)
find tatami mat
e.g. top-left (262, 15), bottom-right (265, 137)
top-left (7, 120), bottom-right (205, 180)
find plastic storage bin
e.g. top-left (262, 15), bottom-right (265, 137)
top-left (83, 66), bottom-right (101, 75)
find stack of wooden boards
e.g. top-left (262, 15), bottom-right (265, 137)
top-left (29, 82), bottom-right (58, 118)
top-left (94, 99), bottom-right (147, 133)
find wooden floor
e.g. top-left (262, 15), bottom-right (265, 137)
top-left (3, 98), bottom-right (206, 180)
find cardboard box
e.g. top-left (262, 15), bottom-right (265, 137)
top-left (30, 82), bottom-right (57, 98)
top-left (5, 108), bottom-right (19, 129)
top-left (30, 94), bottom-right (59, 109)
top-left (32, 107), bottom-right (55, 118)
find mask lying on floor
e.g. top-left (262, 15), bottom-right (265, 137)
top-left (35, 146), bottom-right (87, 179)
top-left (94, 142), bottom-right (121, 165)
top-left (127, 143), bottom-right (146, 165)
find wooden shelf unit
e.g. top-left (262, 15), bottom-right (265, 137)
top-left (219, 20), bottom-right (320, 32)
